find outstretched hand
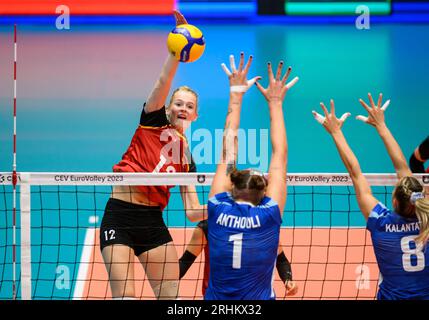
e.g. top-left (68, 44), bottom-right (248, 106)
top-left (312, 99), bottom-right (351, 134)
top-left (356, 93), bottom-right (390, 128)
top-left (173, 10), bottom-right (188, 25)
top-left (255, 61), bottom-right (299, 103)
top-left (221, 52), bottom-right (261, 93)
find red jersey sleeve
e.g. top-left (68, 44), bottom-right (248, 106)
top-left (113, 104), bottom-right (195, 210)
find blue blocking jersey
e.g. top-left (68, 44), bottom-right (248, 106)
top-left (367, 203), bottom-right (429, 300)
top-left (205, 192), bottom-right (282, 300)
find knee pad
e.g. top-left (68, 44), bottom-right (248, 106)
top-left (153, 280), bottom-right (179, 300)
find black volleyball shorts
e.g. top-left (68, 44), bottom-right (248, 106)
top-left (100, 198), bottom-right (173, 256)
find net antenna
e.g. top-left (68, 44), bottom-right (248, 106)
top-left (12, 24), bottom-right (18, 300)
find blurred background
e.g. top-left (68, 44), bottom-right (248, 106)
top-left (0, 0), bottom-right (428, 300)
top-left (0, 0), bottom-right (428, 174)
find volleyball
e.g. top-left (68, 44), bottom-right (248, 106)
top-left (167, 24), bottom-right (206, 63)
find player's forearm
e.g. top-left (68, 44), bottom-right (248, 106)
top-left (269, 101), bottom-right (288, 161)
top-left (331, 131), bottom-right (362, 180)
top-left (185, 207), bottom-right (206, 222)
top-left (331, 131), bottom-right (375, 216)
top-left (221, 93), bottom-right (243, 166)
top-left (146, 54), bottom-right (179, 110)
top-left (225, 93), bottom-right (243, 131)
top-left (376, 124), bottom-right (412, 178)
top-left (179, 250), bottom-right (198, 279)
top-left (182, 187), bottom-right (207, 221)
top-left (184, 198), bottom-right (206, 222)
top-left (180, 186), bottom-right (207, 222)
top-left (276, 251), bottom-right (293, 283)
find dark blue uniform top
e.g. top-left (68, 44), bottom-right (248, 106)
top-left (205, 192), bottom-right (282, 300)
top-left (367, 202), bottom-right (429, 300)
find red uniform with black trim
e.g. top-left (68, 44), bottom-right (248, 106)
top-left (113, 105), bottom-right (194, 210)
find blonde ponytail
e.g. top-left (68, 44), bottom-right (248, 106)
top-left (394, 177), bottom-right (429, 244)
top-left (415, 197), bottom-right (429, 244)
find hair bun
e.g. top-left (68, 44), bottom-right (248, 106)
top-left (248, 175), bottom-right (266, 191)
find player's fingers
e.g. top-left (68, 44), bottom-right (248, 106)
top-left (320, 103), bottom-right (329, 118)
top-left (381, 99), bottom-right (390, 111)
top-left (230, 54), bottom-right (237, 72)
top-left (173, 10), bottom-right (187, 25)
top-left (356, 115), bottom-right (368, 123)
top-left (359, 99), bottom-right (371, 113)
top-left (247, 76), bottom-right (262, 88)
top-left (377, 93), bottom-right (383, 108)
top-left (286, 76), bottom-right (299, 89)
top-left (221, 63), bottom-right (232, 77)
top-left (312, 110), bottom-right (325, 125)
top-left (275, 61), bottom-right (284, 81)
top-left (255, 81), bottom-right (265, 95)
top-left (368, 93), bottom-right (376, 108)
top-left (238, 52), bottom-right (244, 72)
top-left (330, 99), bottom-right (336, 116)
top-left (290, 286), bottom-right (298, 296)
top-left (281, 67), bottom-right (292, 86)
top-left (339, 112), bottom-right (351, 122)
top-left (286, 282), bottom-right (297, 296)
top-left (243, 54), bottom-right (253, 74)
top-left (267, 62), bottom-right (274, 82)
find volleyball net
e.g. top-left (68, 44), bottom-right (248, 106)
top-left (1, 172), bottom-right (427, 300)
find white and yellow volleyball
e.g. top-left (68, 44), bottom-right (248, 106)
top-left (167, 24), bottom-right (206, 63)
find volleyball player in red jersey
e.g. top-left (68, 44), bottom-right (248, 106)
top-left (99, 11), bottom-right (206, 300)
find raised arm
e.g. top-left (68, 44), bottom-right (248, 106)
top-left (180, 185), bottom-right (206, 222)
top-left (209, 53), bottom-right (260, 198)
top-left (144, 11), bottom-right (187, 113)
top-left (255, 62), bottom-right (298, 213)
top-left (313, 100), bottom-right (377, 219)
top-left (357, 93), bottom-right (412, 179)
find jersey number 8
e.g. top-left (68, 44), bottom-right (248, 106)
top-left (401, 235), bottom-right (425, 272)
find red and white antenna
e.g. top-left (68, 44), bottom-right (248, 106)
top-left (12, 24), bottom-right (17, 300)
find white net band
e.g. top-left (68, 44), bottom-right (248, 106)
top-left (1, 172), bottom-right (428, 187)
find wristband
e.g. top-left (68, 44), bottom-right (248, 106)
top-left (230, 85), bottom-right (247, 93)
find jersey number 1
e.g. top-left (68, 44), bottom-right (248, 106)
top-left (229, 233), bottom-right (243, 269)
